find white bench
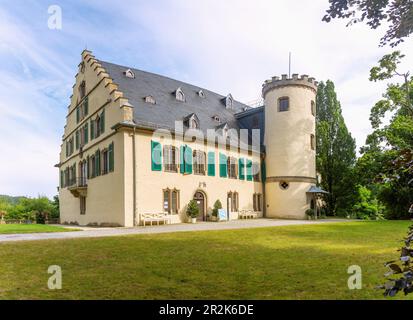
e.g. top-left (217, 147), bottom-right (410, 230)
top-left (140, 213), bottom-right (170, 226)
top-left (238, 210), bottom-right (259, 219)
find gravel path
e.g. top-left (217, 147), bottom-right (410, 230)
top-left (0, 218), bottom-right (352, 243)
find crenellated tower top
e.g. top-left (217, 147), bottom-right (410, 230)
top-left (262, 73), bottom-right (318, 98)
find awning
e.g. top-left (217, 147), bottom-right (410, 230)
top-left (307, 186), bottom-right (329, 194)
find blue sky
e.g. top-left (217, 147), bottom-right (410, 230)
top-left (0, 0), bottom-right (412, 198)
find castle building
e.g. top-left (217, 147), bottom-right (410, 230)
top-left (57, 50), bottom-right (318, 227)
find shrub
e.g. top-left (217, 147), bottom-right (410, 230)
top-left (212, 200), bottom-right (223, 217)
top-left (305, 209), bottom-right (315, 218)
top-left (186, 200), bottom-right (200, 218)
top-left (352, 185), bottom-right (384, 220)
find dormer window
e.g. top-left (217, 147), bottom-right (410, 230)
top-left (212, 115), bottom-right (221, 123)
top-left (198, 90), bottom-right (205, 98)
top-left (80, 62), bottom-right (85, 73)
top-left (124, 69), bottom-right (135, 79)
top-left (176, 87), bottom-right (185, 102)
top-left (218, 123), bottom-right (229, 138)
top-left (189, 118), bottom-right (198, 129)
top-left (145, 95), bottom-right (156, 104)
top-left (184, 113), bottom-right (199, 129)
top-left (225, 94), bottom-right (233, 109)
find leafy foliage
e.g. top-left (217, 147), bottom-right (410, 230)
top-left (0, 195), bottom-right (59, 223)
top-left (323, 0), bottom-right (413, 47)
top-left (351, 185), bottom-right (384, 220)
top-left (379, 224), bottom-right (413, 296)
top-left (186, 200), bottom-right (200, 218)
top-left (212, 200), bottom-right (223, 217)
top-left (357, 51), bottom-right (413, 219)
top-left (316, 80), bottom-right (357, 216)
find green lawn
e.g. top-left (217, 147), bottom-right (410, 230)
top-left (0, 220), bottom-right (411, 300)
top-left (0, 224), bottom-right (73, 234)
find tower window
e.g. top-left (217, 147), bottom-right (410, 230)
top-left (311, 101), bottom-right (315, 116)
top-left (310, 134), bottom-right (315, 150)
top-left (278, 97), bottom-right (289, 112)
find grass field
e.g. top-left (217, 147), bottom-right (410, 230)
top-left (0, 224), bottom-right (73, 234)
top-left (0, 220), bottom-right (411, 300)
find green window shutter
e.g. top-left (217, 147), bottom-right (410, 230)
top-left (75, 131), bottom-right (79, 150)
top-left (84, 97), bottom-right (89, 116)
top-left (151, 140), bottom-right (162, 171)
top-left (207, 152), bottom-right (215, 176)
top-left (219, 153), bottom-right (227, 178)
top-left (184, 146), bottom-right (192, 174)
top-left (76, 107), bottom-right (80, 123)
top-left (84, 123), bottom-right (89, 144)
top-left (109, 142), bottom-right (114, 172)
top-left (100, 110), bottom-right (105, 134)
top-left (95, 150), bottom-right (101, 176)
top-left (261, 161), bottom-right (266, 183)
top-left (239, 158), bottom-right (245, 180)
top-left (180, 146), bottom-right (185, 174)
top-left (246, 160), bottom-right (253, 181)
top-left (90, 120), bottom-right (95, 140)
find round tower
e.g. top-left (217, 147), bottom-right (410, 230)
top-left (262, 74), bottom-right (318, 219)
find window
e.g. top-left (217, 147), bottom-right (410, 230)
top-left (66, 137), bottom-right (74, 157)
top-left (252, 116), bottom-right (259, 129)
top-left (189, 118), bottom-right (198, 129)
top-left (279, 97), bottom-right (289, 112)
top-left (225, 94), bottom-right (233, 109)
top-left (102, 149), bottom-right (109, 175)
top-left (124, 69), bottom-right (135, 79)
top-left (89, 155), bottom-right (96, 178)
top-left (193, 150), bottom-right (206, 175)
top-left (252, 162), bottom-right (260, 182)
top-left (164, 145), bottom-right (178, 172)
top-left (176, 87), bottom-right (185, 102)
top-left (80, 196), bottom-right (86, 215)
top-left (253, 193), bottom-right (262, 211)
top-left (198, 90), bottom-right (205, 98)
top-left (311, 134), bottom-right (315, 150)
top-left (79, 81), bottom-right (86, 99)
top-left (212, 115), bottom-right (221, 123)
top-left (91, 109), bottom-right (105, 140)
top-left (227, 191), bottom-right (239, 212)
top-left (280, 181), bottom-right (289, 190)
top-left (311, 100), bottom-right (315, 116)
top-left (145, 96), bottom-right (156, 104)
top-left (227, 157), bottom-right (238, 179)
top-left (163, 188), bottom-right (180, 214)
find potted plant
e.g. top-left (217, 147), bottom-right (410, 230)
top-left (211, 200), bottom-right (222, 222)
top-left (305, 208), bottom-right (315, 220)
top-left (186, 200), bottom-right (200, 224)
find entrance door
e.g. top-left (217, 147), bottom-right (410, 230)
top-left (193, 191), bottom-right (205, 221)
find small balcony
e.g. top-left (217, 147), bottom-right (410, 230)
top-left (68, 177), bottom-right (88, 198)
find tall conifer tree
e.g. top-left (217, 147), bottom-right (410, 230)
top-left (316, 80), bottom-right (357, 215)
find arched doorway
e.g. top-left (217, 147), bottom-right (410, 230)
top-left (193, 191), bottom-right (206, 222)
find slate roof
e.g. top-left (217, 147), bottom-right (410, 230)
top-left (99, 60), bottom-right (261, 136)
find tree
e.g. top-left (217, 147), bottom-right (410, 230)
top-left (352, 185), bottom-right (384, 219)
top-left (323, 0), bottom-right (413, 47)
top-left (358, 51), bottom-right (413, 218)
top-left (316, 80), bottom-right (357, 216)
